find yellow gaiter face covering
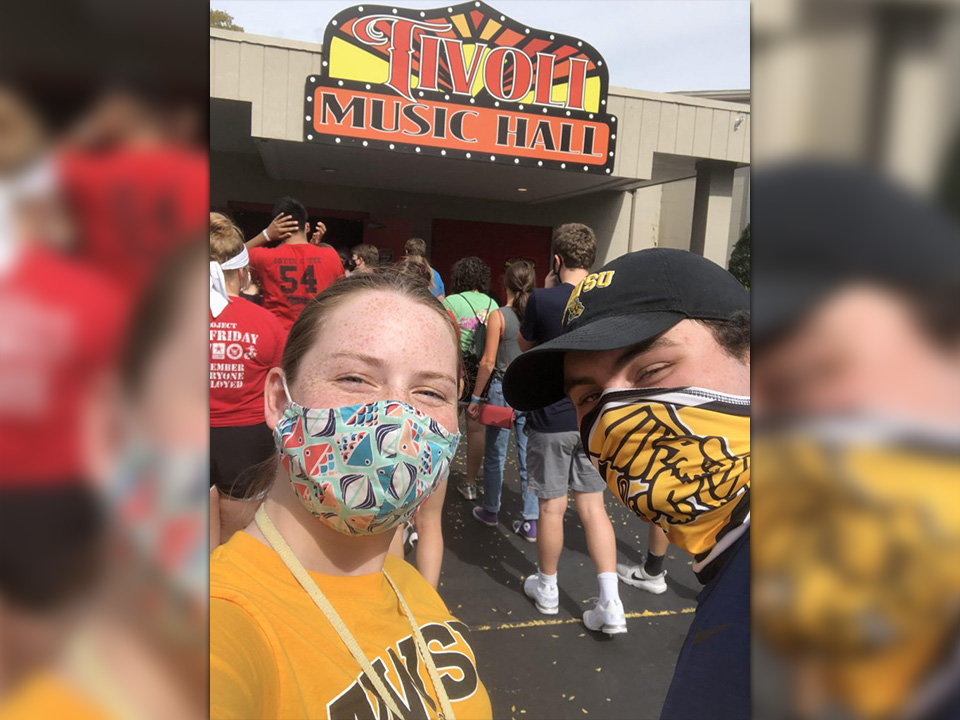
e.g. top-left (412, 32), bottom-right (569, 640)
top-left (580, 387), bottom-right (751, 575)
top-left (752, 419), bottom-right (960, 719)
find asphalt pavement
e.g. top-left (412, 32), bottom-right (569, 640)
top-left (417, 425), bottom-right (700, 720)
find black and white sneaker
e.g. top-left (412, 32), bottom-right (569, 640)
top-left (457, 481), bottom-right (478, 500)
top-left (617, 563), bottom-right (667, 594)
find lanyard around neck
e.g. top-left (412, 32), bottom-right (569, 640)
top-left (254, 506), bottom-right (455, 720)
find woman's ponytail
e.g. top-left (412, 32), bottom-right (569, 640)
top-left (505, 260), bottom-right (536, 324)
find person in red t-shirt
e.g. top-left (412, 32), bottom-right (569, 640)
top-left (58, 146), bottom-right (208, 301)
top-left (54, 87), bottom-right (208, 303)
top-left (209, 214), bottom-right (285, 509)
top-left (245, 197), bottom-right (344, 335)
top-left (0, 243), bottom-right (128, 485)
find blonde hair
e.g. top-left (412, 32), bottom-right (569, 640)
top-left (209, 212), bottom-right (244, 264)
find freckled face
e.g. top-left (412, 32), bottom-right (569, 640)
top-left (265, 291), bottom-right (460, 433)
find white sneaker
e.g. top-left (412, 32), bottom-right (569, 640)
top-left (402, 522), bottom-right (418, 555)
top-left (583, 597), bottom-right (628, 635)
top-left (617, 562), bottom-right (668, 594)
top-left (523, 574), bottom-right (558, 615)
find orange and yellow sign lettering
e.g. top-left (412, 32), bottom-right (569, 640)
top-left (304, 1), bottom-right (618, 174)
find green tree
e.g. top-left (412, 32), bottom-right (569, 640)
top-left (210, 9), bottom-right (243, 31)
top-left (728, 222), bottom-right (750, 289)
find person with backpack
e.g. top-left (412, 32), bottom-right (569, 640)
top-left (467, 260), bottom-right (539, 541)
top-left (442, 256), bottom-right (498, 500)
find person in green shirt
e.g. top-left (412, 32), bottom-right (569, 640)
top-left (442, 256), bottom-right (498, 499)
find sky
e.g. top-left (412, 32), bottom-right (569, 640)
top-left (213, 1), bottom-right (749, 93)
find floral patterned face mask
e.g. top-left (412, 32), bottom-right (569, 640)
top-left (273, 375), bottom-right (461, 535)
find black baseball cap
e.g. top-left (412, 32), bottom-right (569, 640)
top-left (751, 161), bottom-right (960, 345)
top-left (502, 248), bottom-right (749, 411)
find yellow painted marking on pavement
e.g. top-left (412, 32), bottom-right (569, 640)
top-left (471, 607), bottom-right (695, 632)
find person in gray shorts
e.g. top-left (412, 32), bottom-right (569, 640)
top-left (514, 223), bottom-right (626, 636)
top-left (526, 432), bottom-right (605, 499)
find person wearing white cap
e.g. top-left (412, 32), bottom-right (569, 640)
top-left (209, 213), bottom-right (286, 541)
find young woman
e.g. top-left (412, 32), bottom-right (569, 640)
top-left (210, 272), bottom-right (492, 719)
top-left (209, 213), bottom-right (286, 540)
top-left (467, 261), bottom-right (538, 541)
top-left (442, 257), bottom-right (498, 500)
top-left (0, 243), bottom-right (210, 720)
top-left (385, 256), bottom-right (451, 588)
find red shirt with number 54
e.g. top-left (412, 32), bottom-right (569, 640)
top-left (248, 244), bottom-right (344, 334)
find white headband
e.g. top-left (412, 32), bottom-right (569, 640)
top-left (210, 246), bottom-right (250, 318)
top-left (220, 245), bottom-right (249, 271)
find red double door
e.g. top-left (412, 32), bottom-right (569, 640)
top-left (431, 218), bottom-right (552, 296)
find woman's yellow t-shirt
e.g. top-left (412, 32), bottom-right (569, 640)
top-left (0, 673), bottom-right (110, 720)
top-left (210, 530), bottom-right (492, 720)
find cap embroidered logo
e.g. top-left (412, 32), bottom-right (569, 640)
top-left (562, 270), bottom-right (615, 326)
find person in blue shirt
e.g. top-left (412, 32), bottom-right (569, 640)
top-left (405, 237), bottom-right (445, 299)
top-left (513, 223), bottom-right (627, 635)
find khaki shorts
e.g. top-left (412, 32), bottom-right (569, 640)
top-left (526, 430), bottom-right (606, 499)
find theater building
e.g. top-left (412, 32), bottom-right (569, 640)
top-left (210, 1), bottom-right (750, 284)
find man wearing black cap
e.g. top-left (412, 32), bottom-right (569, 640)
top-left (751, 162), bottom-right (960, 422)
top-left (504, 247), bottom-right (751, 720)
top-left (750, 163), bottom-right (960, 720)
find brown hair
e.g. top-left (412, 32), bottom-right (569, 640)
top-left (209, 212), bottom-right (244, 264)
top-left (504, 260), bottom-right (535, 324)
top-left (392, 255), bottom-right (432, 288)
top-left (283, 271), bottom-right (459, 383)
top-left (232, 272), bottom-right (461, 499)
top-left (351, 243), bottom-right (380, 268)
top-left (551, 223), bottom-right (596, 270)
top-left (404, 237), bottom-right (427, 257)
top-left (697, 310), bottom-right (751, 361)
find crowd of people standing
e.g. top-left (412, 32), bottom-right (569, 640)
top-left (208, 195), bottom-right (751, 719)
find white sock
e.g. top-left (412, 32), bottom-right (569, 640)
top-left (598, 572), bottom-right (619, 605)
top-left (538, 570), bottom-right (558, 588)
